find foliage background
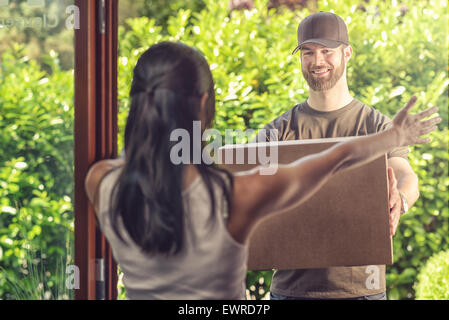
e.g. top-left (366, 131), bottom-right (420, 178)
top-left (414, 250), bottom-right (449, 300)
top-left (0, 0), bottom-right (447, 300)
top-left (0, 46), bottom-right (74, 299)
top-left (0, 0), bottom-right (75, 70)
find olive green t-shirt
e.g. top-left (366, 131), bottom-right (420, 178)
top-left (256, 99), bottom-right (408, 298)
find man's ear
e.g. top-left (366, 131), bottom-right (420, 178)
top-left (344, 45), bottom-right (353, 63)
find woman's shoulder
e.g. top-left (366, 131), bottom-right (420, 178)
top-left (85, 159), bottom-right (125, 211)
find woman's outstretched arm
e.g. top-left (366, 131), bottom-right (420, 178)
top-left (228, 96), bottom-right (440, 243)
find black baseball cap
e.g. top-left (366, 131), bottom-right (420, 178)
top-left (292, 12), bottom-right (349, 54)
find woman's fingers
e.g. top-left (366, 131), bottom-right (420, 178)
top-left (402, 96), bottom-right (418, 114)
top-left (414, 137), bottom-right (431, 145)
top-left (419, 116), bottom-right (442, 128)
top-left (395, 97), bottom-right (440, 147)
top-left (415, 106), bottom-right (439, 120)
top-left (419, 125), bottom-right (438, 136)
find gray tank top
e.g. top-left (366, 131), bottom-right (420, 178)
top-left (97, 168), bottom-right (248, 300)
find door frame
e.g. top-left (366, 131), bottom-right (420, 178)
top-left (74, 0), bottom-right (118, 300)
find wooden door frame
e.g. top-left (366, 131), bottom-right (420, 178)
top-left (74, 0), bottom-right (118, 300)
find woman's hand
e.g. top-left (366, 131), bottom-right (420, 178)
top-left (392, 96), bottom-right (441, 147)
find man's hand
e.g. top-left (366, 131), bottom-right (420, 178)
top-left (388, 167), bottom-right (402, 236)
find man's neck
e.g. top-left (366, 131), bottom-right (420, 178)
top-left (306, 79), bottom-right (353, 112)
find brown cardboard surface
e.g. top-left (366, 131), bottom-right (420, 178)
top-left (218, 138), bottom-right (393, 270)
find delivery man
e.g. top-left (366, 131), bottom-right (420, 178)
top-left (255, 11), bottom-right (420, 300)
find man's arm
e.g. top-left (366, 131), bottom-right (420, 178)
top-left (387, 157), bottom-right (419, 236)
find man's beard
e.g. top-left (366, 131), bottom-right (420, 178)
top-left (302, 55), bottom-right (345, 91)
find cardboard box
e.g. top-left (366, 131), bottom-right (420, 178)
top-left (218, 137), bottom-right (393, 270)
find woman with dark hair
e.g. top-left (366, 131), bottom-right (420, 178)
top-left (85, 41), bottom-right (440, 299)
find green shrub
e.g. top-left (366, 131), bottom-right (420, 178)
top-left (386, 130), bottom-right (448, 300)
top-left (0, 45), bottom-right (74, 299)
top-left (414, 250), bottom-right (449, 300)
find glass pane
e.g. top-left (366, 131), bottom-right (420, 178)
top-left (0, 0), bottom-right (75, 300)
top-left (116, 0), bottom-right (448, 301)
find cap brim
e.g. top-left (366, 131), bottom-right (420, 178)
top-left (291, 39), bottom-right (344, 55)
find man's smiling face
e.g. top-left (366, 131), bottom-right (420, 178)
top-left (300, 43), bottom-right (347, 91)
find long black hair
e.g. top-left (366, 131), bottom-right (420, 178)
top-left (111, 42), bottom-right (233, 255)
